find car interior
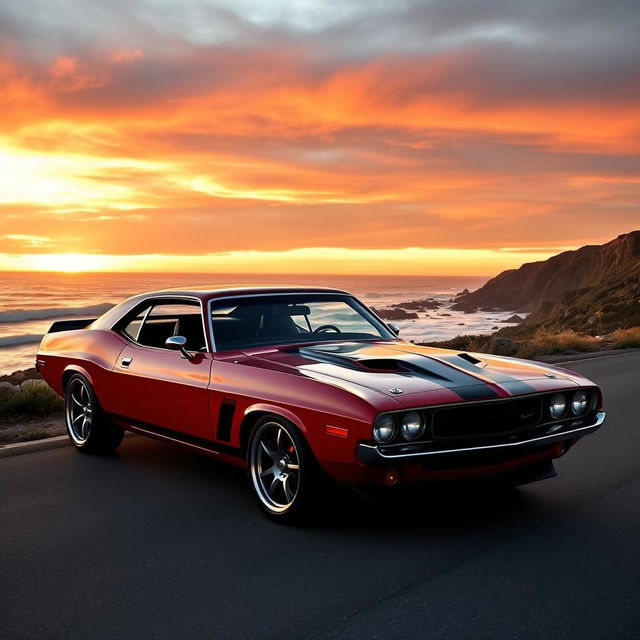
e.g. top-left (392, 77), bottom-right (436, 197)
top-left (121, 304), bottom-right (207, 352)
top-left (211, 305), bottom-right (307, 349)
top-left (120, 297), bottom-right (386, 353)
top-left (135, 315), bottom-right (207, 351)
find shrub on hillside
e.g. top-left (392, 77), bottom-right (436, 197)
top-left (0, 384), bottom-right (63, 416)
top-left (606, 326), bottom-right (640, 348)
top-left (515, 329), bottom-right (600, 358)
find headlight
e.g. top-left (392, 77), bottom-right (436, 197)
top-left (373, 414), bottom-right (396, 443)
top-left (549, 393), bottom-right (567, 419)
top-left (571, 390), bottom-right (589, 415)
top-left (401, 411), bottom-right (425, 440)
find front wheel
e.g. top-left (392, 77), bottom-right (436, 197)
top-left (247, 417), bottom-right (319, 522)
top-left (65, 373), bottom-right (124, 453)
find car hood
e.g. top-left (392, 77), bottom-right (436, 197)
top-left (241, 340), bottom-right (585, 407)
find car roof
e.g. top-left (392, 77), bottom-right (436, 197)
top-left (141, 284), bottom-right (350, 300)
top-left (91, 285), bottom-right (353, 330)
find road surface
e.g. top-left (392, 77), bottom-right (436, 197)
top-left (1, 352), bottom-right (639, 639)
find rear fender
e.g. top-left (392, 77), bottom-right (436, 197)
top-left (62, 364), bottom-right (95, 391)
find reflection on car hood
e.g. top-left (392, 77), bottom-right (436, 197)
top-left (243, 340), bottom-right (584, 405)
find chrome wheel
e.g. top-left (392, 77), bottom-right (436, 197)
top-left (65, 377), bottom-right (93, 445)
top-left (249, 421), bottom-right (301, 513)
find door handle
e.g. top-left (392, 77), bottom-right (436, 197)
top-left (121, 357), bottom-right (133, 368)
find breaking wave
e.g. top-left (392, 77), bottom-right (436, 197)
top-left (0, 303), bottom-right (114, 323)
top-left (0, 334), bottom-right (44, 347)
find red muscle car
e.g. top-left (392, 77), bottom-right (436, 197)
top-left (36, 285), bottom-right (605, 520)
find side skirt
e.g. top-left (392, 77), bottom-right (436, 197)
top-left (107, 413), bottom-right (244, 461)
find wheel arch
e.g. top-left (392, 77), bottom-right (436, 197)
top-left (239, 404), bottom-right (307, 454)
top-left (62, 365), bottom-right (94, 392)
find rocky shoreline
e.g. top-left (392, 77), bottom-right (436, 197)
top-left (0, 368), bottom-right (64, 446)
top-left (450, 231), bottom-right (640, 336)
top-left (0, 367), bottom-right (40, 387)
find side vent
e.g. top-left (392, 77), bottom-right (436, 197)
top-left (216, 398), bottom-right (236, 442)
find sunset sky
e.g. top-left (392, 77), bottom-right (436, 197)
top-left (0, 0), bottom-right (638, 275)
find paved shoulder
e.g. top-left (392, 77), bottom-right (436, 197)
top-left (316, 477), bottom-right (640, 639)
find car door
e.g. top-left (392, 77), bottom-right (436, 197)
top-left (111, 298), bottom-right (214, 441)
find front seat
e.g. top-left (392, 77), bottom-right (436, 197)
top-left (176, 315), bottom-right (206, 351)
top-left (257, 310), bottom-right (299, 338)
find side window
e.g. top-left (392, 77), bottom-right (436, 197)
top-left (120, 300), bottom-right (207, 351)
top-left (139, 302), bottom-right (205, 350)
top-left (121, 306), bottom-right (152, 342)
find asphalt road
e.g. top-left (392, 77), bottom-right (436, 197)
top-left (1, 352), bottom-right (639, 639)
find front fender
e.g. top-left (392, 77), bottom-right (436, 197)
top-left (243, 403), bottom-right (308, 434)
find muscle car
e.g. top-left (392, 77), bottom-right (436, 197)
top-left (36, 285), bottom-right (606, 520)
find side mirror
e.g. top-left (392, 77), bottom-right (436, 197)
top-left (388, 323), bottom-right (400, 336)
top-left (165, 335), bottom-right (194, 359)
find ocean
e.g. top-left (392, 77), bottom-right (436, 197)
top-left (0, 271), bottom-right (521, 376)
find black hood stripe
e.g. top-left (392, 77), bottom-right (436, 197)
top-left (395, 353), bottom-right (500, 400)
top-left (299, 345), bottom-right (500, 401)
top-left (434, 353), bottom-right (537, 396)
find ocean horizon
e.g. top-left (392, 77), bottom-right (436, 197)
top-left (0, 271), bottom-right (521, 375)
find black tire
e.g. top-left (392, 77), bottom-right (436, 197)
top-left (247, 416), bottom-right (321, 523)
top-left (64, 373), bottom-right (124, 454)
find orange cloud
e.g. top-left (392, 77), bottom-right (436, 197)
top-left (0, 0), bottom-right (638, 273)
top-left (48, 56), bottom-right (107, 92)
top-left (112, 49), bottom-right (144, 63)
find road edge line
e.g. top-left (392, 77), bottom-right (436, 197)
top-left (0, 435), bottom-right (70, 458)
top-left (0, 431), bottom-right (137, 458)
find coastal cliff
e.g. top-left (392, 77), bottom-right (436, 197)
top-left (453, 231), bottom-right (640, 335)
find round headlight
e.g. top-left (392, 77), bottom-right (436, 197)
top-left (549, 393), bottom-right (567, 419)
top-left (401, 411), bottom-right (425, 440)
top-left (373, 414), bottom-right (396, 443)
top-left (571, 390), bottom-right (589, 415)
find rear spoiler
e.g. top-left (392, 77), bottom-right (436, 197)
top-left (48, 318), bottom-right (97, 334)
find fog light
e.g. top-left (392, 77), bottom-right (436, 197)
top-left (549, 393), bottom-right (567, 419)
top-left (384, 469), bottom-right (400, 486)
top-left (553, 442), bottom-right (567, 457)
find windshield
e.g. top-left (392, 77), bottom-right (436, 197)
top-left (210, 294), bottom-right (393, 351)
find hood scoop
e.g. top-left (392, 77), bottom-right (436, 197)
top-left (298, 346), bottom-right (452, 381)
top-left (358, 358), bottom-right (409, 371)
top-left (456, 352), bottom-right (488, 368)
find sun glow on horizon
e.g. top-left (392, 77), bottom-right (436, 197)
top-left (18, 252), bottom-right (110, 272)
top-left (0, 246), bottom-right (562, 276)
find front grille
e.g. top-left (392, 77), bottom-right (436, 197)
top-left (432, 396), bottom-right (543, 440)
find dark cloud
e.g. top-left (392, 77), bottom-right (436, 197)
top-left (2, 0), bottom-right (639, 107)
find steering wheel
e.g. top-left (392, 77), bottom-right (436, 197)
top-left (313, 324), bottom-right (342, 334)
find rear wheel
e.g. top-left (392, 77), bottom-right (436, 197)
top-left (248, 417), bottom-right (319, 522)
top-left (64, 373), bottom-right (123, 453)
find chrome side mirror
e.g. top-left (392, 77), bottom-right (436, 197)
top-left (388, 323), bottom-right (400, 336)
top-left (165, 335), bottom-right (194, 359)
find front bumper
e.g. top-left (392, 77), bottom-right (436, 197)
top-left (358, 411), bottom-right (606, 466)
